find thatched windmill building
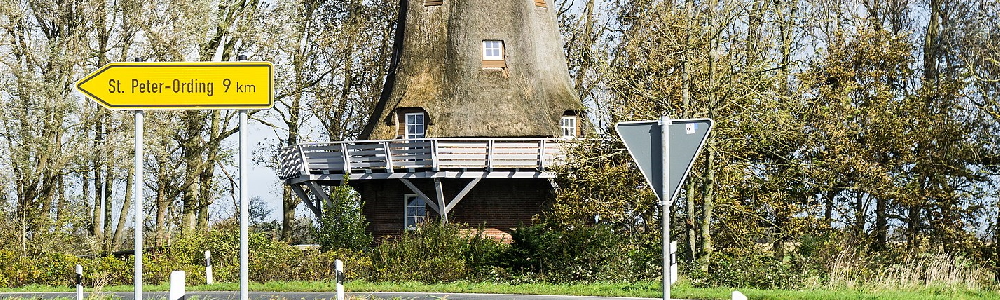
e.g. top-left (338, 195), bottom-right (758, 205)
top-left (280, 0), bottom-right (584, 240)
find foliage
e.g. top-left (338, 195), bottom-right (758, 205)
top-left (2, 0), bottom-right (1000, 293)
top-left (546, 139), bottom-right (657, 229)
top-left (315, 182), bottom-right (372, 252)
top-left (688, 249), bottom-right (811, 290)
top-left (506, 223), bottom-right (659, 283)
top-left (370, 222), bottom-right (506, 283)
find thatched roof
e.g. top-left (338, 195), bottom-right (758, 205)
top-left (360, 0), bottom-right (584, 139)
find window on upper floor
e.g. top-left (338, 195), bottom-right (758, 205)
top-left (561, 116), bottom-right (578, 138)
top-left (405, 112), bottom-right (426, 139)
top-left (482, 40), bottom-right (506, 69)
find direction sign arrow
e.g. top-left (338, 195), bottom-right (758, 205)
top-left (616, 118), bottom-right (713, 204)
top-left (76, 62), bottom-right (273, 110)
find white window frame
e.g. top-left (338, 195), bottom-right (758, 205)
top-left (482, 40), bottom-right (504, 61)
top-left (404, 112), bottom-right (425, 139)
top-left (404, 194), bottom-right (428, 230)
top-left (561, 116), bottom-right (578, 138)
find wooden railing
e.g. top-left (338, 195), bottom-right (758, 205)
top-left (279, 138), bottom-right (566, 179)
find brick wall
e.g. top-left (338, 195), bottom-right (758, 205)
top-left (351, 178), bottom-right (553, 241)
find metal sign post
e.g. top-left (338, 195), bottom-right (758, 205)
top-left (239, 110), bottom-right (249, 300)
top-left (617, 117), bottom-right (713, 300)
top-left (659, 116), bottom-right (671, 300)
top-left (134, 110), bottom-right (144, 300)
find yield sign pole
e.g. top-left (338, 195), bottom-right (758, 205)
top-left (660, 116), bottom-right (671, 300)
top-left (617, 117), bottom-right (713, 300)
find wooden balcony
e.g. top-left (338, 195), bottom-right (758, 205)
top-left (279, 138), bottom-right (566, 184)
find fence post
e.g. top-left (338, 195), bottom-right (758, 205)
top-left (205, 250), bottom-right (214, 285)
top-left (169, 271), bottom-right (185, 300)
top-left (335, 259), bottom-right (345, 300)
top-left (75, 264), bottom-right (83, 300)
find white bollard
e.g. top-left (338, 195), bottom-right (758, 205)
top-left (75, 264), bottom-right (83, 300)
top-left (335, 259), bottom-right (345, 300)
top-left (669, 241), bottom-right (678, 285)
top-left (169, 271), bottom-right (185, 300)
top-left (204, 250), bottom-right (214, 285)
top-left (732, 290), bottom-right (747, 300)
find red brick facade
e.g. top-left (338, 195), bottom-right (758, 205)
top-left (350, 178), bottom-right (553, 241)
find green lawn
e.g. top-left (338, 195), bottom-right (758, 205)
top-left (2, 281), bottom-right (998, 300)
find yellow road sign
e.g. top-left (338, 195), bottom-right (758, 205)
top-left (76, 62), bottom-right (273, 110)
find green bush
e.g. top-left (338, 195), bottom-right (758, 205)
top-left (687, 250), bottom-right (809, 289)
top-left (370, 222), bottom-right (505, 283)
top-left (506, 223), bottom-right (659, 283)
top-left (0, 226), bottom-right (371, 288)
top-left (315, 182), bottom-right (372, 252)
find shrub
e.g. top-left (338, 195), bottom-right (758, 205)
top-left (506, 223), bottom-right (659, 283)
top-left (370, 222), bottom-right (505, 283)
top-left (315, 182), bottom-right (372, 252)
top-left (687, 249), bottom-right (808, 289)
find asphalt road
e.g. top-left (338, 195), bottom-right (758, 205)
top-left (0, 291), bottom-right (663, 300)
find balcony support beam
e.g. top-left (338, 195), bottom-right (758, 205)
top-left (290, 184), bottom-right (322, 218)
top-left (400, 178), bottom-right (441, 215)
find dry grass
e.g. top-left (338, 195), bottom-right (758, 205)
top-left (818, 250), bottom-right (997, 291)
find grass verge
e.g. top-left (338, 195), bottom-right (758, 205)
top-left (2, 281), bottom-right (998, 300)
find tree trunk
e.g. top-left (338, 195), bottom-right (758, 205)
top-left (84, 167), bottom-right (94, 236)
top-left (686, 180), bottom-right (697, 260)
top-left (699, 0), bottom-right (718, 271)
top-left (103, 165), bottom-right (113, 249)
top-left (682, 0), bottom-right (696, 261)
top-left (907, 205), bottom-right (920, 246)
top-left (854, 191), bottom-right (866, 238)
top-left (154, 150), bottom-right (172, 247)
top-left (873, 196), bottom-right (887, 251)
top-left (824, 189), bottom-right (836, 227)
top-left (773, 215), bottom-right (784, 260)
top-left (113, 168), bottom-right (134, 251)
top-left (92, 156), bottom-right (103, 239)
top-left (280, 1), bottom-right (312, 240)
top-left (181, 111), bottom-right (205, 234)
top-left (55, 175), bottom-right (66, 222)
top-left (572, 0), bottom-right (596, 99)
top-left (154, 188), bottom-right (168, 247)
top-left (700, 144), bottom-right (715, 270)
top-left (198, 111), bottom-right (223, 230)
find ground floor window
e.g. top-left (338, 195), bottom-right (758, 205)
top-left (405, 194), bottom-right (428, 230)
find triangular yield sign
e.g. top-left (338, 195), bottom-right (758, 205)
top-left (616, 118), bottom-right (713, 204)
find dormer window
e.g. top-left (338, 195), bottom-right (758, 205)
top-left (394, 108), bottom-right (429, 139)
top-left (482, 40), bottom-right (506, 69)
top-left (561, 116), bottom-right (578, 138)
top-left (405, 112), bottom-right (426, 139)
